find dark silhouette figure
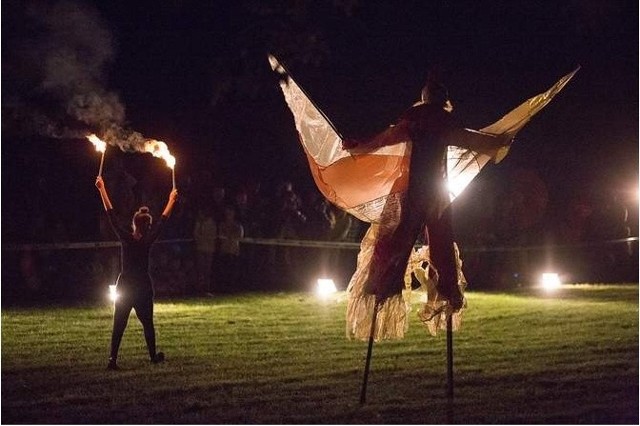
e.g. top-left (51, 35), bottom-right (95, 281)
top-left (95, 176), bottom-right (178, 370)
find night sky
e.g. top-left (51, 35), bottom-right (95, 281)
top-left (2, 0), bottom-right (638, 242)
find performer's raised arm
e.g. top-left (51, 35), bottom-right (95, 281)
top-left (95, 176), bottom-right (114, 211)
top-left (161, 189), bottom-right (179, 218)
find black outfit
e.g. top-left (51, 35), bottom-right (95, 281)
top-left (368, 104), bottom-right (461, 305)
top-left (107, 209), bottom-right (167, 361)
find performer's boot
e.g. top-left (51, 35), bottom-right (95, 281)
top-left (106, 356), bottom-right (119, 371)
top-left (151, 352), bottom-right (165, 364)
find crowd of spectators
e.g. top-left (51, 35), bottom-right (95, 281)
top-left (184, 172), bottom-right (365, 294)
top-left (4, 166), bottom-right (367, 301)
top-left (3, 162), bottom-right (637, 302)
top-left (89, 167), bottom-right (365, 244)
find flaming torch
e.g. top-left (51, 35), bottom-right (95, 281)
top-left (87, 134), bottom-right (107, 177)
top-left (144, 139), bottom-right (177, 190)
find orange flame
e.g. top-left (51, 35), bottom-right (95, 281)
top-left (143, 139), bottom-right (176, 170)
top-left (86, 134), bottom-right (106, 153)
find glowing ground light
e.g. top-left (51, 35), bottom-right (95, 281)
top-left (540, 272), bottom-right (561, 291)
top-left (316, 278), bottom-right (337, 299)
top-left (109, 285), bottom-right (118, 302)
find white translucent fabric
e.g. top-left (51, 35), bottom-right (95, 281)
top-left (271, 54), bottom-right (578, 220)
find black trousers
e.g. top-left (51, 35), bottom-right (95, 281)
top-left (369, 200), bottom-right (459, 305)
top-left (110, 289), bottom-right (157, 360)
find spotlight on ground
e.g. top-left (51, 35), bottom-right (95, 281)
top-left (109, 284), bottom-right (118, 302)
top-left (316, 278), bottom-right (337, 300)
top-left (540, 272), bottom-right (561, 291)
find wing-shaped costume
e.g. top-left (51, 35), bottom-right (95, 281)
top-left (270, 55), bottom-right (578, 340)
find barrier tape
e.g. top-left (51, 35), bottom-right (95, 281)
top-left (241, 237), bottom-right (640, 253)
top-left (241, 237), bottom-right (360, 249)
top-left (1, 238), bottom-right (194, 251)
top-left (460, 237), bottom-right (639, 253)
top-left (2, 236), bottom-right (637, 253)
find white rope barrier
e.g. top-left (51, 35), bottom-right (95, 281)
top-left (2, 237), bottom-right (637, 253)
top-left (240, 237), bottom-right (361, 249)
top-left (0, 238), bottom-right (194, 251)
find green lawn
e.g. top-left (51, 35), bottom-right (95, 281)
top-left (2, 284), bottom-right (638, 424)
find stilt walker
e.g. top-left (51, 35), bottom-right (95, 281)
top-left (269, 53), bottom-right (579, 403)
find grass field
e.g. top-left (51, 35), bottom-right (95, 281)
top-left (2, 284), bottom-right (638, 424)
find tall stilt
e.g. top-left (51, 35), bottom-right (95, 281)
top-left (446, 312), bottom-right (454, 423)
top-left (446, 313), bottom-right (454, 399)
top-left (359, 298), bottom-right (381, 405)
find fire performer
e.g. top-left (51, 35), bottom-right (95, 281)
top-left (95, 176), bottom-right (178, 370)
top-left (342, 80), bottom-right (513, 311)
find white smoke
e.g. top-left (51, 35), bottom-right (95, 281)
top-left (4, 0), bottom-right (156, 153)
top-left (35, 0), bottom-right (125, 128)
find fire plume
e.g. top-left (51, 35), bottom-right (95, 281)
top-left (85, 131), bottom-right (177, 188)
top-left (86, 133), bottom-right (106, 153)
top-left (144, 139), bottom-right (176, 170)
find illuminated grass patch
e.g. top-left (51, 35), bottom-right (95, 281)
top-left (2, 285), bottom-right (637, 423)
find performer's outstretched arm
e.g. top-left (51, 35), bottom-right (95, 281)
top-left (161, 189), bottom-right (179, 218)
top-left (96, 176), bottom-right (129, 240)
top-left (95, 176), bottom-right (113, 211)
